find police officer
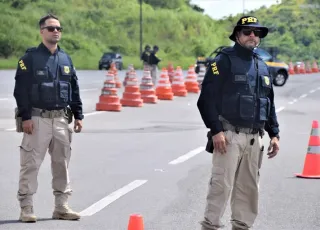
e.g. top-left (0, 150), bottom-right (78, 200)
top-left (140, 44), bottom-right (151, 70)
top-left (149, 45), bottom-right (161, 85)
top-left (13, 14), bottom-right (83, 222)
top-left (197, 16), bottom-right (280, 230)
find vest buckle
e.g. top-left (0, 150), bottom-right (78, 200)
top-left (235, 127), bottom-right (240, 134)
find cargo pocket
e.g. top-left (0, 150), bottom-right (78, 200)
top-left (68, 127), bottom-right (73, 144)
top-left (239, 95), bottom-right (255, 120)
top-left (19, 136), bottom-right (34, 166)
top-left (221, 94), bottom-right (239, 119)
top-left (59, 81), bottom-right (71, 103)
top-left (258, 145), bottom-right (264, 170)
top-left (39, 82), bottom-right (55, 103)
top-left (210, 166), bottom-right (225, 196)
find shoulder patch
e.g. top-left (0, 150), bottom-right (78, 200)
top-left (18, 59), bottom-right (27, 71)
top-left (211, 62), bottom-right (219, 75)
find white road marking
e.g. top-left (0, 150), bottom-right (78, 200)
top-left (288, 99), bottom-right (298, 105)
top-left (299, 94), bottom-right (307, 99)
top-left (168, 146), bottom-right (205, 165)
top-left (5, 128), bottom-right (16, 131)
top-left (84, 111), bottom-right (105, 116)
top-left (309, 89), bottom-right (316, 94)
top-left (317, 86), bottom-right (320, 90)
top-left (79, 180), bottom-right (147, 217)
top-left (80, 88), bottom-right (99, 92)
top-left (276, 107), bottom-right (285, 113)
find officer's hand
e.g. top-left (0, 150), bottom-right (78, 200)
top-left (22, 120), bottom-right (33, 135)
top-left (267, 137), bottom-right (279, 159)
top-left (74, 119), bottom-right (82, 133)
top-left (212, 131), bottom-right (227, 154)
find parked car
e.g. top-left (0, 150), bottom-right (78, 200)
top-left (194, 46), bottom-right (289, 87)
top-left (98, 52), bottom-right (123, 70)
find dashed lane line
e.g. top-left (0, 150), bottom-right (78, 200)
top-left (168, 146), bottom-right (206, 165)
top-left (79, 180), bottom-right (147, 217)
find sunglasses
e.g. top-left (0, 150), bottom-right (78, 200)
top-left (242, 29), bottom-right (261, 37)
top-left (42, 26), bottom-right (63, 32)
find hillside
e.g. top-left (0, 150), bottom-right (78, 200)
top-left (0, 0), bottom-right (319, 70)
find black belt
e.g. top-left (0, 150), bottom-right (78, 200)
top-left (222, 122), bottom-right (260, 134)
top-left (32, 108), bottom-right (66, 119)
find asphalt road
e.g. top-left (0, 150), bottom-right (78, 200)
top-left (1, 69), bottom-right (320, 230)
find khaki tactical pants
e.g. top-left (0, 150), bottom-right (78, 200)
top-left (201, 129), bottom-right (264, 230)
top-left (17, 115), bottom-right (73, 207)
top-left (150, 64), bottom-right (158, 86)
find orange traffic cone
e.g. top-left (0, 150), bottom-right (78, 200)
top-left (155, 68), bottom-right (174, 100)
top-left (171, 66), bottom-right (188, 97)
top-left (96, 73), bottom-right (122, 112)
top-left (306, 61), bottom-right (312, 74)
top-left (123, 64), bottom-right (135, 87)
top-left (110, 62), bottom-right (122, 88)
top-left (299, 62), bottom-right (306, 74)
top-left (295, 120), bottom-right (320, 178)
top-left (128, 214), bottom-right (144, 230)
top-left (185, 65), bottom-right (200, 93)
top-left (140, 70), bottom-right (158, 103)
top-left (167, 62), bottom-right (175, 83)
top-left (197, 64), bottom-right (206, 90)
top-left (120, 71), bottom-right (144, 107)
top-left (312, 61), bottom-right (319, 73)
top-left (288, 62), bottom-right (295, 75)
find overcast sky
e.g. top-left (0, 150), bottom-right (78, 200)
top-left (190, 0), bottom-right (281, 19)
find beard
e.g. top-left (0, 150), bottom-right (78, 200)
top-left (244, 40), bottom-right (257, 50)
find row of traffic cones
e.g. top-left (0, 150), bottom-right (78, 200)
top-left (96, 67), bottom-right (156, 111)
top-left (96, 64), bottom-right (203, 112)
top-left (288, 61), bottom-right (319, 75)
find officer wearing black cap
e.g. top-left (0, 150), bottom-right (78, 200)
top-left (197, 16), bottom-right (280, 230)
top-left (13, 14), bottom-right (83, 222)
top-left (141, 44), bottom-right (151, 69)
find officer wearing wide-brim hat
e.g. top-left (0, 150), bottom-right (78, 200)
top-left (229, 15), bottom-right (269, 42)
top-left (197, 15), bottom-right (280, 230)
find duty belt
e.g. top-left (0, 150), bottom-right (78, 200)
top-left (32, 108), bottom-right (66, 119)
top-left (222, 121), bottom-right (260, 134)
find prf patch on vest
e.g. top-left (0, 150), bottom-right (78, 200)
top-left (241, 16), bottom-right (257, 25)
top-left (211, 62), bottom-right (219, 75)
top-left (264, 76), bottom-right (270, 85)
top-left (63, 66), bottom-right (70, 74)
top-left (18, 59), bottom-right (27, 71)
top-left (234, 75), bottom-right (247, 82)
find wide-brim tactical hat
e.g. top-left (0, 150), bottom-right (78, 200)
top-left (229, 16), bottom-right (269, 42)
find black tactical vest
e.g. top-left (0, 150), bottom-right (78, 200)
top-left (218, 47), bottom-right (272, 129)
top-left (26, 47), bottom-right (73, 109)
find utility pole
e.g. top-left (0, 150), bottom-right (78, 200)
top-left (139, 0), bottom-right (143, 57)
top-left (243, 0), bottom-right (245, 15)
